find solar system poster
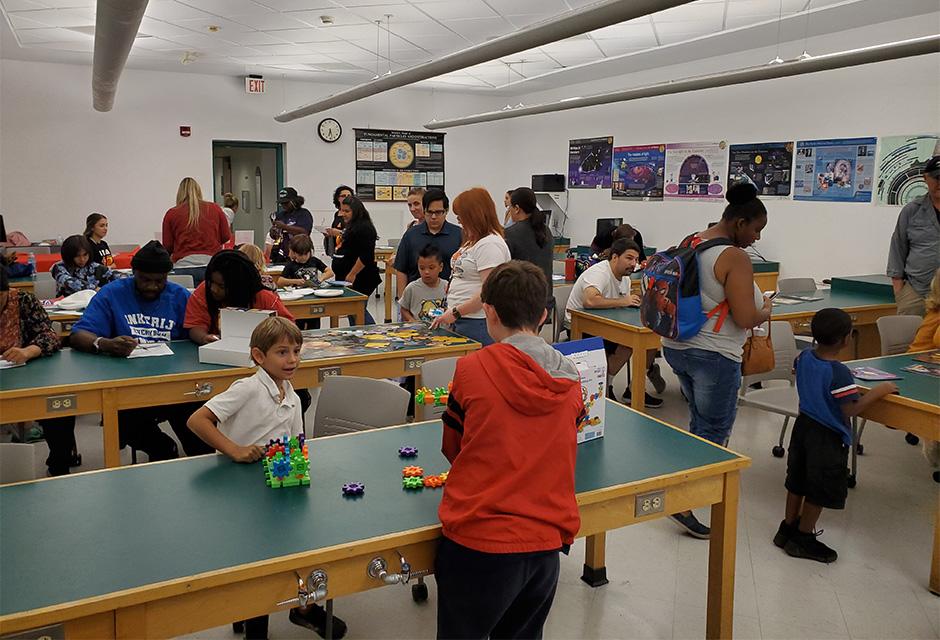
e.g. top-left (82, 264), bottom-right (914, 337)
top-left (727, 142), bottom-right (793, 197)
top-left (354, 129), bottom-right (445, 202)
top-left (877, 134), bottom-right (940, 205)
top-left (611, 144), bottom-right (665, 200)
top-left (663, 141), bottom-right (728, 201)
top-left (793, 137), bottom-right (876, 203)
top-left (568, 136), bottom-right (613, 189)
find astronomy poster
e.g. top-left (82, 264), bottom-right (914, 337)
top-left (876, 134), bottom-right (940, 205)
top-left (727, 142), bottom-right (793, 197)
top-left (611, 144), bottom-right (665, 200)
top-left (354, 129), bottom-right (445, 201)
top-left (793, 137), bottom-right (876, 203)
top-left (663, 141), bottom-right (728, 201)
top-left (568, 136), bottom-right (613, 189)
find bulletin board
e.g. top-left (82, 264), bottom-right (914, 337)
top-left (354, 129), bottom-right (445, 202)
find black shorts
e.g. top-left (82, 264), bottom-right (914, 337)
top-left (785, 413), bottom-right (849, 510)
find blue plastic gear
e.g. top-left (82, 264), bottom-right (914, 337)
top-left (398, 446), bottom-right (419, 458)
top-left (342, 482), bottom-right (365, 496)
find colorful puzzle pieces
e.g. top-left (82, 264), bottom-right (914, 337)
top-left (415, 382), bottom-right (452, 407)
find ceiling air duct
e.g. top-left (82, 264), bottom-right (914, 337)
top-left (92, 0), bottom-right (150, 112)
top-left (273, 0), bottom-right (695, 123)
top-left (424, 35), bottom-right (940, 129)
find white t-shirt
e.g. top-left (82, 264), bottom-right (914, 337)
top-left (204, 367), bottom-right (303, 446)
top-left (446, 234), bottom-right (511, 319)
top-left (565, 260), bottom-right (630, 322)
top-left (222, 207), bottom-right (236, 226)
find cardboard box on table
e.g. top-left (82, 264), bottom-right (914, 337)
top-left (554, 337), bottom-right (607, 443)
top-left (198, 308), bottom-right (274, 366)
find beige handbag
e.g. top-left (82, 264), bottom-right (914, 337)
top-left (742, 322), bottom-right (775, 376)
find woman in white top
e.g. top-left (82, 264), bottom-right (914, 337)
top-left (222, 192), bottom-right (239, 227)
top-left (431, 187), bottom-right (510, 346)
top-left (661, 181), bottom-right (772, 537)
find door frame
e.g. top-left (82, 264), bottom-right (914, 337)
top-left (210, 140), bottom-right (285, 203)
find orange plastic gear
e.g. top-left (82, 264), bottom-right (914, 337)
top-left (402, 466), bottom-right (424, 478)
top-left (423, 475), bottom-right (444, 488)
top-left (438, 471), bottom-right (449, 483)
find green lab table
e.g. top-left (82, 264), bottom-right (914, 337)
top-left (0, 401), bottom-right (749, 639)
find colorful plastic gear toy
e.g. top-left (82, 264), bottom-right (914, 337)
top-left (423, 475), bottom-right (444, 488)
top-left (398, 446), bottom-right (419, 458)
top-left (342, 482), bottom-right (365, 496)
top-left (438, 471), bottom-right (449, 483)
top-left (402, 476), bottom-right (424, 490)
top-left (402, 465), bottom-right (424, 478)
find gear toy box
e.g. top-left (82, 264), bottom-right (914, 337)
top-left (554, 337), bottom-right (607, 443)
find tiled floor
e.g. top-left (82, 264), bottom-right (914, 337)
top-left (21, 294), bottom-right (940, 638)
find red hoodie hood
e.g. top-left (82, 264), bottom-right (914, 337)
top-left (475, 342), bottom-right (581, 417)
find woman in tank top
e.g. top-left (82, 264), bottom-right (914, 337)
top-left (661, 182), bottom-right (773, 538)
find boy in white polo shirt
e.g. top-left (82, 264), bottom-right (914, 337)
top-left (186, 316), bottom-right (347, 640)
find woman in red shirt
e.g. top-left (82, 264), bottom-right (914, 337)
top-left (162, 177), bottom-right (232, 267)
top-left (184, 251), bottom-right (293, 345)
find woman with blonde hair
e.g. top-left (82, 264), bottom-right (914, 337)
top-left (238, 243), bottom-right (276, 290)
top-left (162, 177), bottom-right (231, 268)
top-left (908, 267), bottom-right (940, 352)
top-left (430, 187), bottom-right (510, 345)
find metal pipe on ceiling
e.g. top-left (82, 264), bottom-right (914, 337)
top-left (273, 0), bottom-right (695, 123)
top-left (424, 35), bottom-right (940, 129)
top-left (92, 0), bottom-right (150, 112)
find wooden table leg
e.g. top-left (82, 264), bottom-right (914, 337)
top-left (570, 316), bottom-right (583, 340)
top-left (707, 470), bottom-right (740, 639)
top-left (330, 314), bottom-right (340, 328)
top-left (930, 492), bottom-right (939, 596)
top-left (581, 532), bottom-right (609, 587)
top-left (102, 388), bottom-right (121, 469)
top-left (355, 303), bottom-right (365, 326)
top-left (630, 346), bottom-right (647, 412)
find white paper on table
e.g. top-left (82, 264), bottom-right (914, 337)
top-left (0, 359), bottom-right (25, 369)
top-left (127, 343), bottom-right (175, 358)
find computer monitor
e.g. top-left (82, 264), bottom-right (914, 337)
top-left (595, 218), bottom-right (622, 240)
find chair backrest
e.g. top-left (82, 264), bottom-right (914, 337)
top-left (313, 375), bottom-right (410, 438)
top-left (419, 357), bottom-right (459, 418)
top-left (554, 284), bottom-right (574, 326)
top-left (167, 274), bottom-right (194, 288)
top-left (741, 320), bottom-right (799, 389)
top-left (32, 277), bottom-right (57, 300)
top-left (777, 277), bottom-right (816, 294)
top-left (552, 260), bottom-right (567, 275)
top-left (876, 315), bottom-right (923, 356)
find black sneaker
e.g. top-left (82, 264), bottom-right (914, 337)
top-left (784, 530), bottom-right (838, 563)
top-left (606, 385), bottom-right (616, 400)
top-left (669, 512), bottom-right (710, 539)
top-left (773, 518), bottom-right (800, 549)
top-left (289, 605), bottom-right (348, 639)
top-left (622, 388), bottom-right (664, 409)
top-left (646, 363), bottom-right (667, 394)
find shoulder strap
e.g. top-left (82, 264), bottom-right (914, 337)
top-left (693, 237), bottom-right (734, 253)
top-left (705, 300), bottom-right (730, 333)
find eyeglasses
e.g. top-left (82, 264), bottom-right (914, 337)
top-left (426, 209), bottom-right (447, 217)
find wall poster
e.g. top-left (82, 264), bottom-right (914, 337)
top-left (877, 134), bottom-right (940, 205)
top-left (568, 136), bottom-right (613, 189)
top-left (354, 129), bottom-right (445, 201)
top-left (611, 144), bottom-right (666, 200)
top-left (663, 141), bottom-right (728, 201)
top-left (727, 142), bottom-right (793, 197)
top-left (793, 137), bottom-right (876, 203)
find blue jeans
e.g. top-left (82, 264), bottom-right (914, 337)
top-left (663, 347), bottom-right (741, 446)
top-left (454, 317), bottom-right (493, 346)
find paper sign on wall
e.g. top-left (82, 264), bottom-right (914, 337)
top-left (554, 337), bottom-right (607, 444)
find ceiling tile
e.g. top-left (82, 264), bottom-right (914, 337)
top-left (487, 0), bottom-right (570, 15)
top-left (8, 7), bottom-right (94, 27)
top-left (132, 36), bottom-right (194, 50)
top-left (163, 32), bottom-right (242, 48)
top-left (335, 0), bottom-right (412, 6)
top-left (725, 0), bottom-right (807, 19)
top-left (176, 0), bottom-right (275, 17)
top-left (309, 23), bottom-right (384, 38)
top-left (138, 17), bottom-right (201, 38)
top-left (177, 16), bottom-right (258, 34)
top-left (414, 0), bottom-right (498, 21)
top-left (145, 1), bottom-right (218, 21)
top-left (443, 16), bottom-right (512, 40)
top-left (589, 20), bottom-right (657, 42)
top-left (16, 26), bottom-right (91, 42)
top-left (386, 20), bottom-right (454, 38)
top-left (264, 27), bottom-right (342, 43)
top-left (285, 8), bottom-right (371, 26)
top-left (0, 0), bottom-right (49, 10)
top-left (349, 4), bottom-right (428, 23)
top-left (227, 30), bottom-right (291, 45)
top-left (653, 18), bottom-right (723, 37)
top-left (227, 11), bottom-right (313, 30)
top-left (7, 12), bottom-right (52, 28)
top-left (653, 2), bottom-right (726, 22)
top-left (539, 35), bottom-right (603, 56)
top-left (593, 39), bottom-right (649, 56)
top-left (252, 0), bottom-right (335, 10)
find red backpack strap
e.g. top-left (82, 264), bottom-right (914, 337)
top-left (705, 300), bottom-right (730, 332)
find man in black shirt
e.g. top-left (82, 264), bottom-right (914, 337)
top-left (394, 189), bottom-right (462, 297)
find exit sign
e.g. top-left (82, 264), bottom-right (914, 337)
top-left (245, 76), bottom-right (265, 94)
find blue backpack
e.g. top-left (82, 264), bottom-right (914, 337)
top-left (640, 234), bottom-right (732, 340)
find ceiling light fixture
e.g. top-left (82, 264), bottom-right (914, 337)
top-left (423, 35), bottom-right (938, 130)
top-left (273, 0), bottom-right (697, 122)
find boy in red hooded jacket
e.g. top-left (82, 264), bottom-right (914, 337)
top-left (437, 260), bottom-right (584, 639)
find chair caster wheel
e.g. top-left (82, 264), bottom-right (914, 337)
top-left (847, 475), bottom-right (857, 489)
top-left (855, 444), bottom-right (864, 455)
top-left (905, 433), bottom-right (920, 446)
top-left (412, 582), bottom-right (429, 602)
top-left (772, 446), bottom-right (785, 458)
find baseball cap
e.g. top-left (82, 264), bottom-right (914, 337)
top-left (923, 155), bottom-right (940, 179)
top-left (277, 187), bottom-right (299, 204)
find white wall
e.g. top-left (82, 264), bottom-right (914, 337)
top-left (487, 18), bottom-right (940, 281)
top-left (0, 59), bottom-right (511, 249)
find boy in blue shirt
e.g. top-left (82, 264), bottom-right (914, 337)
top-left (70, 240), bottom-right (210, 459)
top-left (774, 308), bottom-right (898, 563)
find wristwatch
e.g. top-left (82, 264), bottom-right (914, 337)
top-left (452, 307), bottom-right (462, 321)
top-left (93, 336), bottom-right (104, 353)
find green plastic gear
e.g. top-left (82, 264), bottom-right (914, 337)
top-left (402, 476), bottom-right (424, 490)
